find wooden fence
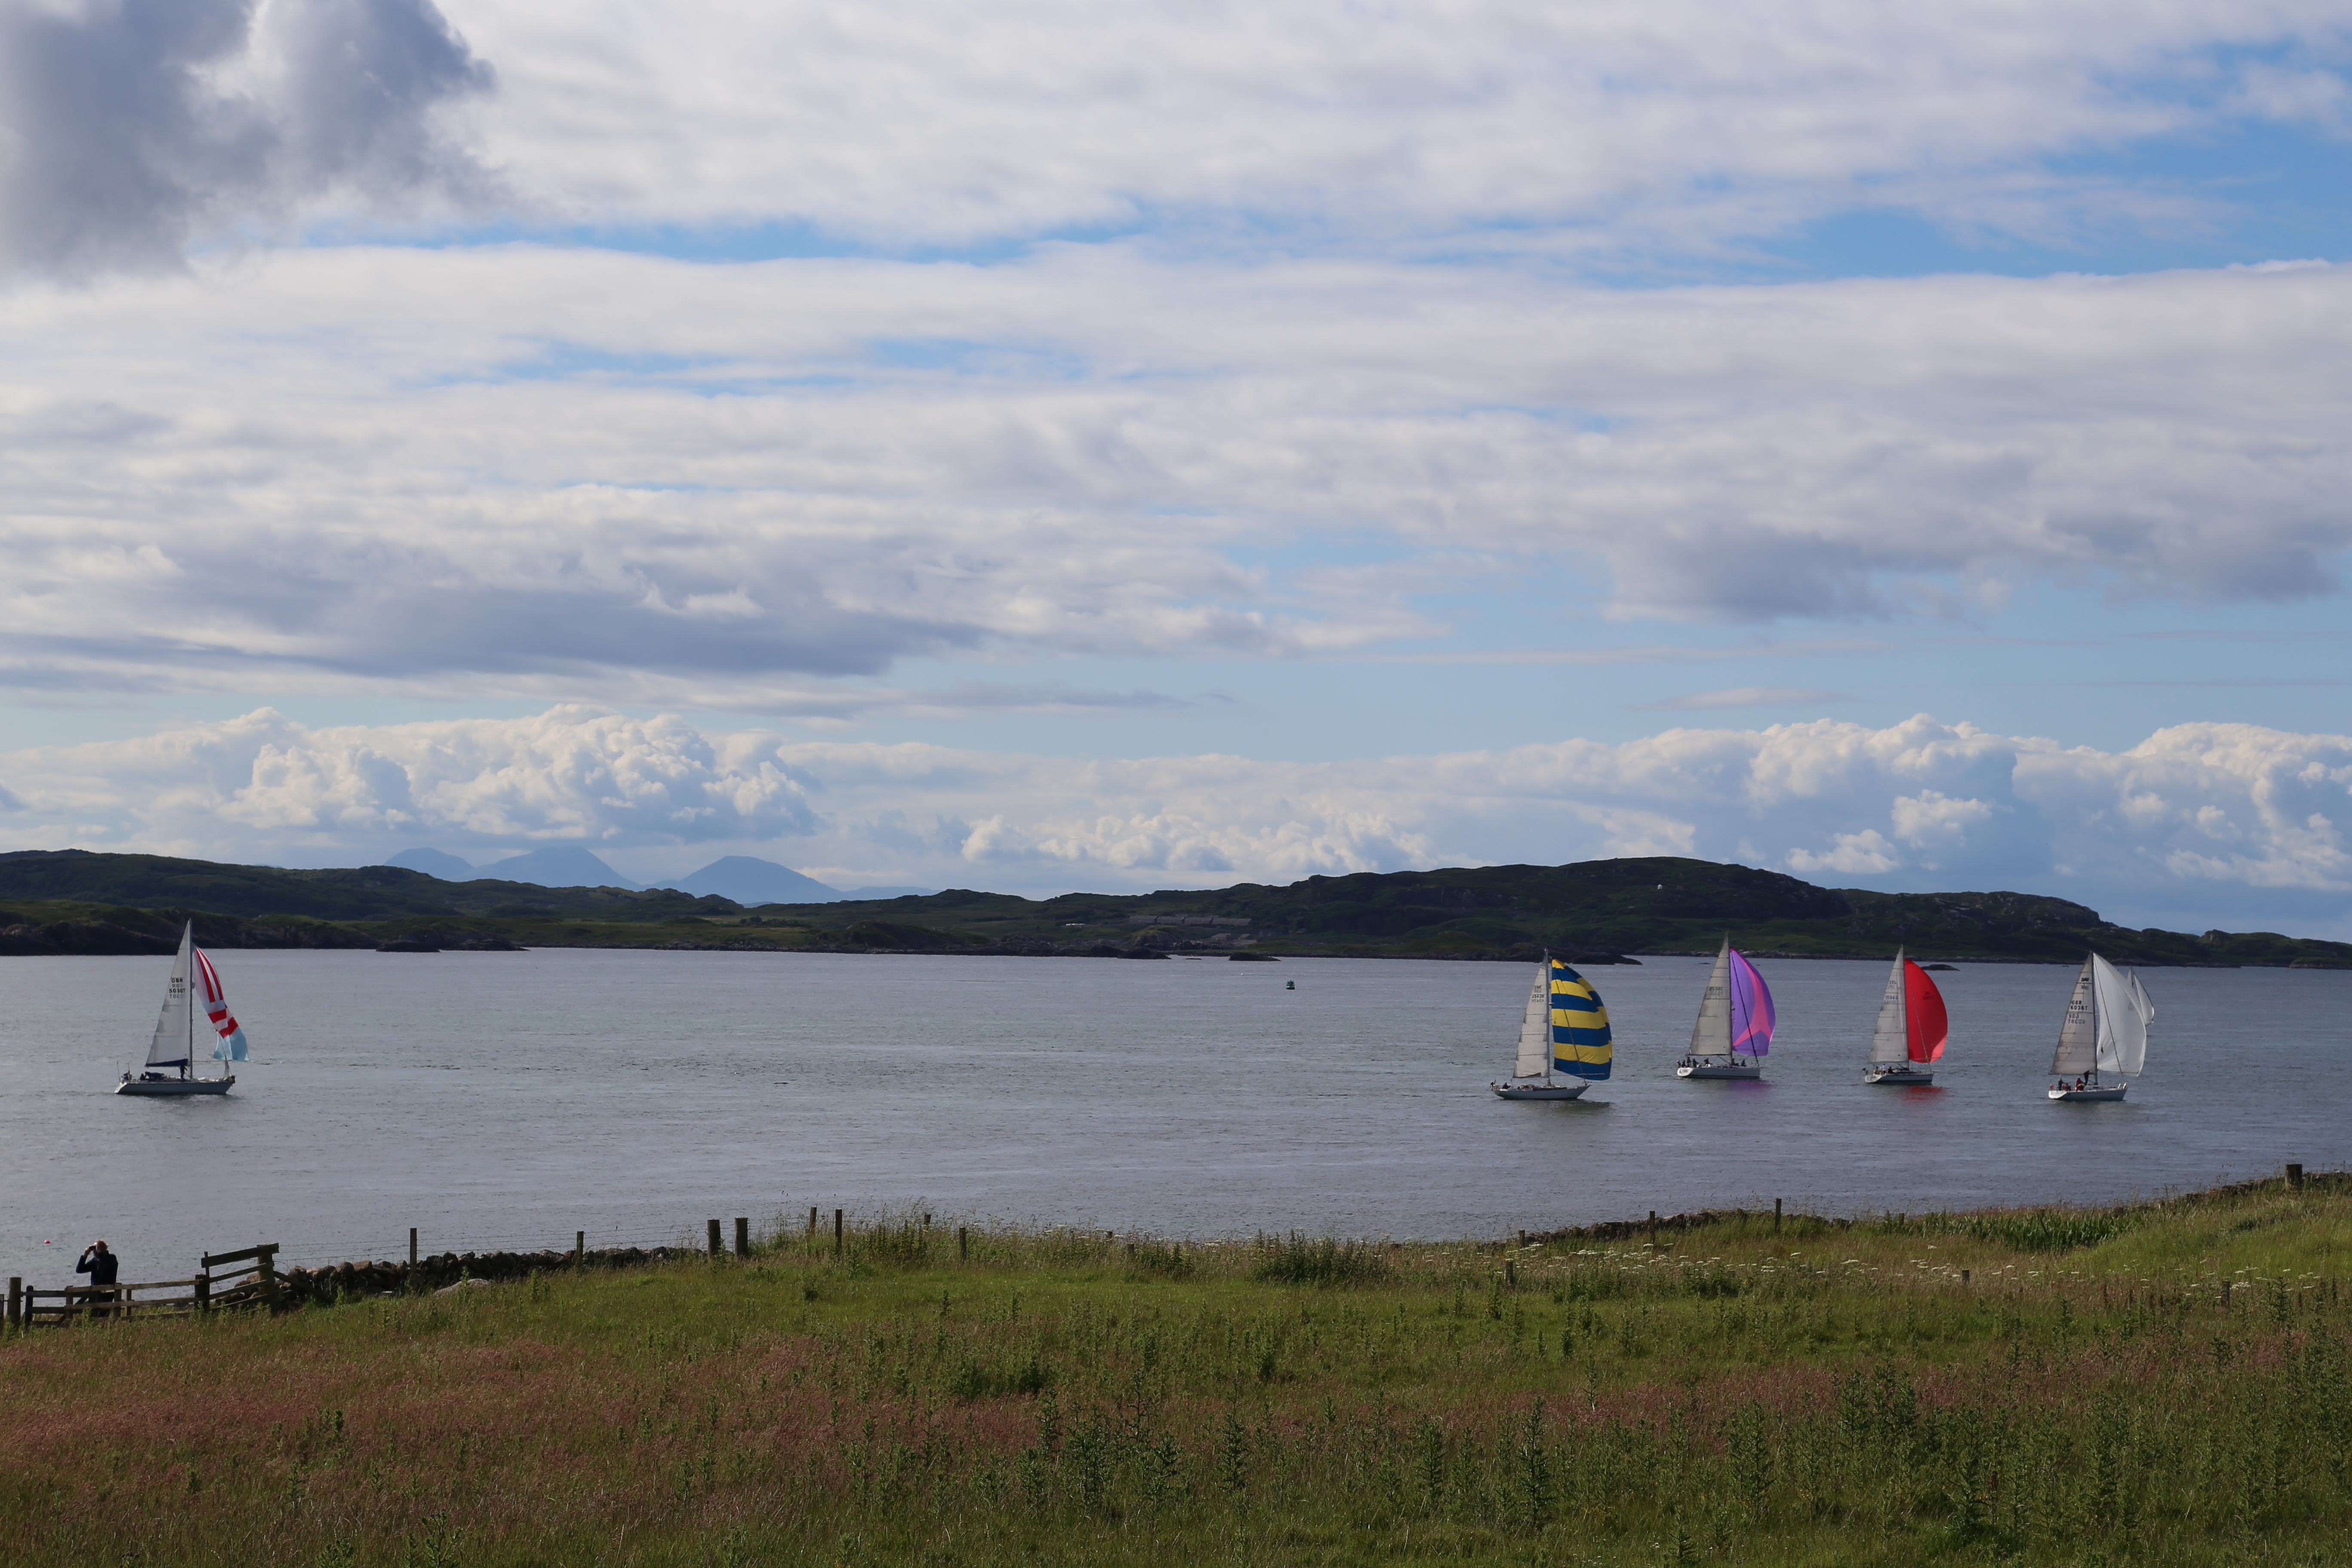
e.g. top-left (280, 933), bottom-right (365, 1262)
top-left (5, 1243), bottom-right (278, 1329)
top-left (5, 1207), bottom-right (978, 1330)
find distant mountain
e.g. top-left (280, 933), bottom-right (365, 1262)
top-left (476, 846), bottom-right (642, 890)
top-left (383, 848), bottom-right (477, 880)
top-left (659, 855), bottom-right (841, 904)
top-left (839, 885), bottom-right (938, 900)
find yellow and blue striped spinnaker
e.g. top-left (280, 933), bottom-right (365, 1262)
top-left (1549, 959), bottom-right (1612, 1079)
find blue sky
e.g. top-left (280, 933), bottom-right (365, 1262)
top-left (0, 0), bottom-right (2348, 934)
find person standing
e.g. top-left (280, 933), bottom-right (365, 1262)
top-left (75, 1240), bottom-right (119, 1319)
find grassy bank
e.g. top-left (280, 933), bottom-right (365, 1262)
top-left (8, 1182), bottom-right (2352, 1566)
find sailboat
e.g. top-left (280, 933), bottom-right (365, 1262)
top-left (1491, 955), bottom-right (1612, 1099)
top-left (1863, 948), bottom-right (1948, 1085)
top-left (2047, 953), bottom-right (2151, 1102)
top-left (115, 923), bottom-right (248, 1096)
top-left (1677, 938), bottom-right (1774, 1079)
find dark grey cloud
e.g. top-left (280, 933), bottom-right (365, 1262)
top-left (0, 0), bottom-right (491, 279)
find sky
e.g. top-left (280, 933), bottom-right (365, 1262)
top-left (0, 0), bottom-right (2349, 935)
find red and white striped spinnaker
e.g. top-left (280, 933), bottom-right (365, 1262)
top-left (192, 944), bottom-right (250, 1061)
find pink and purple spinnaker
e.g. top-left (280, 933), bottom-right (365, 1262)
top-left (1726, 948), bottom-right (1775, 1057)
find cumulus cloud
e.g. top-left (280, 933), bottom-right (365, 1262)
top-left (0, 705), bottom-right (814, 859)
top-left (0, 249), bottom-right (2347, 704)
top-left (0, 0), bottom-right (492, 279)
top-left (3, 706), bottom-right (2347, 935)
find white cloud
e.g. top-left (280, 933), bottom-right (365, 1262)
top-left (0, 705), bottom-right (814, 858)
top-left (440, 0), bottom-right (2351, 249)
top-left (0, 249), bottom-right (2348, 707)
top-left (3, 706), bottom-right (2348, 935)
top-left (5, 2), bottom-right (2343, 275)
top-left (1889, 789), bottom-right (1999, 860)
top-left (1788, 829), bottom-right (1902, 876)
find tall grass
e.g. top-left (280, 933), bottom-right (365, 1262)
top-left (6, 1183), bottom-right (2351, 1565)
top-left (1246, 1231), bottom-right (1390, 1286)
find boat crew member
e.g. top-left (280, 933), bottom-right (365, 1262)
top-left (76, 1240), bottom-right (120, 1314)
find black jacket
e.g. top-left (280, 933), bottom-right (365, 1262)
top-left (76, 1248), bottom-right (119, 1287)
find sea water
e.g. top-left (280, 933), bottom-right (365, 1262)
top-left (2, 949), bottom-right (2344, 1284)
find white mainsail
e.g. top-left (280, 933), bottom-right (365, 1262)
top-left (1514, 966), bottom-right (1550, 1078)
top-left (1867, 948), bottom-right (1909, 1065)
top-left (1688, 941), bottom-right (1732, 1057)
top-left (2092, 955), bottom-right (2153, 1077)
top-left (146, 923), bottom-right (193, 1071)
top-left (2050, 957), bottom-right (2099, 1076)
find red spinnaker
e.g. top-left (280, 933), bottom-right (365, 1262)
top-left (1902, 960), bottom-right (1948, 1063)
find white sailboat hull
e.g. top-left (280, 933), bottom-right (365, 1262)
top-left (116, 1075), bottom-right (235, 1096)
top-left (1491, 1080), bottom-right (1589, 1100)
top-left (2049, 1084), bottom-right (2126, 1102)
top-left (1865, 1066), bottom-right (1934, 1085)
top-left (1677, 1059), bottom-right (1761, 1080)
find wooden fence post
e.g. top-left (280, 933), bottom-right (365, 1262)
top-left (707, 1219), bottom-right (722, 1258)
top-left (1773, 1198), bottom-right (1782, 1235)
top-left (574, 1231), bottom-right (585, 1266)
top-left (807, 1206), bottom-right (818, 1237)
top-left (1648, 1211), bottom-right (1657, 1246)
top-left (958, 1225), bottom-right (968, 1262)
top-left (735, 1217), bottom-right (750, 1258)
top-left (2287, 1163), bottom-right (2305, 1190)
top-left (409, 1228), bottom-right (418, 1268)
top-left (6, 1276), bottom-right (18, 1329)
top-left (195, 1271), bottom-right (210, 1314)
top-left (258, 1245), bottom-right (281, 1313)
top-left (834, 1209), bottom-right (844, 1256)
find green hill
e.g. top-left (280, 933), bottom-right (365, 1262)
top-left (0, 848), bottom-right (727, 921)
top-left (747, 857), bottom-right (2352, 966)
top-left (2, 848), bottom-right (2346, 966)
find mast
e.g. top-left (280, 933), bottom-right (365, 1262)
top-left (1689, 938), bottom-right (1732, 1060)
top-left (1868, 948), bottom-right (1908, 1066)
top-left (141, 923), bottom-right (196, 1081)
top-left (1543, 963), bottom-right (1554, 1084)
top-left (1542, 952), bottom-right (1553, 1085)
top-left (1514, 959), bottom-right (1550, 1080)
top-left (2051, 956), bottom-right (2099, 1080)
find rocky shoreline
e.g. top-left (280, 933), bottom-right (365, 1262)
top-left (278, 1245), bottom-right (702, 1306)
top-left (0, 916), bottom-right (376, 957)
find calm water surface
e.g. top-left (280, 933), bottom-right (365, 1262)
top-left (3, 949), bottom-right (2344, 1285)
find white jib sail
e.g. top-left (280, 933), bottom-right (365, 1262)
top-left (2124, 971), bottom-right (2155, 1075)
top-left (146, 922), bottom-right (193, 1069)
top-left (2093, 956), bottom-right (2152, 1076)
top-left (2050, 956), bottom-right (2099, 1075)
top-left (1689, 941), bottom-right (1732, 1057)
top-left (1868, 948), bottom-right (1909, 1065)
top-left (1515, 966), bottom-right (1550, 1078)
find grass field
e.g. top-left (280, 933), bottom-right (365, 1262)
top-left (8, 1180), bottom-right (2352, 1566)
